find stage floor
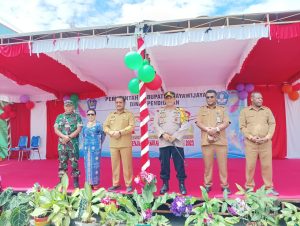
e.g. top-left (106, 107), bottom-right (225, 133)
top-left (0, 158), bottom-right (299, 200)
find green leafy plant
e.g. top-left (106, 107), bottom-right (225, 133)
top-left (227, 184), bottom-right (280, 225)
top-left (98, 196), bottom-right (119, 226)
top-left (75, 182), bottom-right (106, 224)
top-left (107, 171), bottom-right (175, 225)
top-left (0, 188), bottom-right (31, 226)
top-left (184, 186), bottom-right (240, 226)
top-left (30, 174), bottom-right (79, 226)
top-left (277, 202), bottom-right (300, 225)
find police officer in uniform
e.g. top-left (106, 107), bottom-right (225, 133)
top-left (196, 90), bottom-right (230, 194)
top-left (239, 91), bottom-right (278, 195)
top-left (103, 96), bottom-right (135, 193)
top-left (154, 91), bottom-right (189, 195)
top-left (54, 100), bottom-right (83, 188)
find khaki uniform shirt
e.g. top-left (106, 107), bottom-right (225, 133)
top-left (239, 106), bottom-right (276, 139)
top-left (154, 107), bottom-right (189, 148)
top-left (103, 110), bottom-right (135, 148)
top-left (197, 105), bottom-right (229, 146)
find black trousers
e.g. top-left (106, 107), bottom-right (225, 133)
top-left (159, 146), bottom-right (187, 181)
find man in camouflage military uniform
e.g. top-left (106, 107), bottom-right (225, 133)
top-left (196, 90), bottom-right (230, 194)
top-left (239, 91), bottom-right (278, 196)
top-left (103, 96), bottom-right (135, 193)
top-left (54, 100), bottom-right (83, 188)
top-left (154, 91), bottom-right (189, 195)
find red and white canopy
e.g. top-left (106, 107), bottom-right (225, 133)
top-left (1, 12), bottom-right (300, 159)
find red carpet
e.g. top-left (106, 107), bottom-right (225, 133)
top-left (0, 158), bottom-right (299, 200)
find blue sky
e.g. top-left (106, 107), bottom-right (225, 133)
top-left (0, 0), bottom-right (299, 33)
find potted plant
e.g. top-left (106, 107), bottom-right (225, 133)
top-left (28, 183), bottom-right (51, 226)
top-left (226, 184), bottom-right (280, 226)
top-left (30, 174), bottom-right (78, 226)
top-left (74, 182), bottom-right (106, 225)
top-left (106, 171), bottom-right (175, 225)
top-left (184, 186), bottom-right (240, 225)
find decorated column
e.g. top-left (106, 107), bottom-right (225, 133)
top-left (137, 37), bottom-right (150, 171)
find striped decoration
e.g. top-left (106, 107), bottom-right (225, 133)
top-left (137, 37), bottom-right (150, 171)
top-left (6, 118), bottom-right (11, 151)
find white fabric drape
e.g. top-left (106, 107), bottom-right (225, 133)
top-left (285, 95), bottom-right (300, 158)
top-left (144, 24), bottom-right (269, 47)
top-left (30, 102), bottom-right (47, 159)
top-left (32, 35), bottom-right (137, 54)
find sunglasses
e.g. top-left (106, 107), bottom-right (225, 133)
top-left (87, 113), bottom-right (95, 116)
top-left (206, 96), bottom-right (215, 99)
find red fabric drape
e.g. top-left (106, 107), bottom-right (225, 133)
top-left (248, 86), bottom-right (287, 159)
top-left (270, 22), bottom-right (300, 40)
top-left (0, 43), bottom-right (29, 57)
top-left (46, 100), bottom-right (64, 159)
top-left (10, 104), bottom-right (31, 153)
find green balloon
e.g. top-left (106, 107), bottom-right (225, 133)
top-left (70, 94), bottom-right (79, 108)
top-left (142, 59), bottom-right (150, 65)
top-left (128, 78), bottom-right (140, 94)
top-left (124, 51), bottom-right (143, 70)
top-left (70, 94), bottom-right (79, 102)
top-left (138, 65), bottom-right (155, 83)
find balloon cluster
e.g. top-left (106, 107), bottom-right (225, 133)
top-left (0, 105), bottom-right (16, 120)
top-left (63, 94), bottom-right (79, 108)
top-left (281, 84), bottom-right (300, 101)
top-left (124, 51), bottom-right (162, 94)
top-left (235, 83), bottom-right (255, 100)
top-left (20, 94), bottom-right (35, 110)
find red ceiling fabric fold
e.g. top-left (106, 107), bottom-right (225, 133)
top-left (0, 43), bottom-right (105, 99)
top-left (228, 22), bottom-right (300, 88)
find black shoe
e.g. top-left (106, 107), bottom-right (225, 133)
top-left (204, 186), bottom-right (211, 193)
top-left (179, 182), bottom-right (187, 195)
top-left (73, 178), bottom-right (79, 188)
top-left (222, 187), bottom-right (231, 195)
top-left (160, 181), bottom-right (169, 194)
top-left (108, 185), bottom-right (121, 192)
top-left (126, 186), bottom-right (133, 193)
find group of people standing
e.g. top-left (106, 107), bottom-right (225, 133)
top-left (54, 89), bottom-right (278, 196)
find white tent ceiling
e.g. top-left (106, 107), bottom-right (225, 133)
top-left (0, 23), bottom-right (268, 100)
top-left (0, 73), bottom-right (55, 103)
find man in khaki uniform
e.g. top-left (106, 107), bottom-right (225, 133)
top-left (103, 96), bottom-right (135, 193)
top-left (239, 91), bottom-right (278, 195)
top-left (196, 90), bottom-right (230, 194)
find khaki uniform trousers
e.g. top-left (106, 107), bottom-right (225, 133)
top-left (245, 140), bottom-right (273, 189)
top-left (110, 147), bottom-right (133, 187)
top-left (202, 144), bottom-right (228, 188)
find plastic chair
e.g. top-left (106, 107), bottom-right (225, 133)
top-left (8, 136), bottom-right (28, 161)
top-left (23, 136), bottom-right (41, 160)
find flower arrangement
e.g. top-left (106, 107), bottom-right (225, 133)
top-left (2, 174), bottom-right (300, 226)
top-left (225, 184), bottom-right (280, 226)
top-left (184, 186), bottom-right (240, 225)
top-left (106, 171), bottom-right (175, 225)
top-left (98, 196), bottom-right (119, 226)
top-left (170, 196), bottom-right (194, 217)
